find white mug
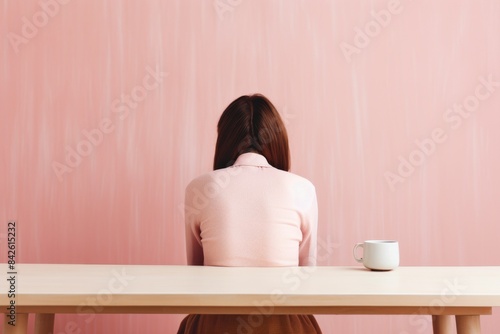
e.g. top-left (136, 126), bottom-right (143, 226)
top-left (353, 240), bottom-right (399, 271)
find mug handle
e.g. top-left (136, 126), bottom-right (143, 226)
top-left (353, 243), bottom-right (364, 263)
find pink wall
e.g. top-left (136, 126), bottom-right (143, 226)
top-left (1, 0), bottom-right (500, 332)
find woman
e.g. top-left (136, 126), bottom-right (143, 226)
top-left (178, 94), bottom-right (321, 334)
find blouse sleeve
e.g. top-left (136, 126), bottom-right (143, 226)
top-left (184, 182), bottom-right (204, 265)
top-left (298, 184), bottom-right (318, 266)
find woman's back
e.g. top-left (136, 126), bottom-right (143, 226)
top-left (185, 152), bottom-right (318, 267)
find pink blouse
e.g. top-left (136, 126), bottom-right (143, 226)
top-left (184, 153), bottom-right (318, 267)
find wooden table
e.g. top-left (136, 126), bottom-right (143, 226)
top-left (1, 264), bottom-right (500, 334)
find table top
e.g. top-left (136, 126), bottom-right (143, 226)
top-left (1, 264), bottom-right (500, 309)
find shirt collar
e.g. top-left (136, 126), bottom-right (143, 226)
top-left (232, 153), bottom-right (272, 168)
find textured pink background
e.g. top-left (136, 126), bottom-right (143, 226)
top-left (1, 0), bottom-right (500, 333)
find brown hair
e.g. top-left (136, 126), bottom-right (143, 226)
top-left (213, 94), bottom-right (290, 171)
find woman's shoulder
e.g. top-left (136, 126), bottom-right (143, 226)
top-left (185, 167), bottom-right (237, 191)
top-left (274, 168), bottom-right (316, 190)
top-left (185, 171), bottom-right (214, 190)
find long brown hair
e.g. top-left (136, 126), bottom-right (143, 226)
top-left (213, 94), bottom-right (290, 171)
